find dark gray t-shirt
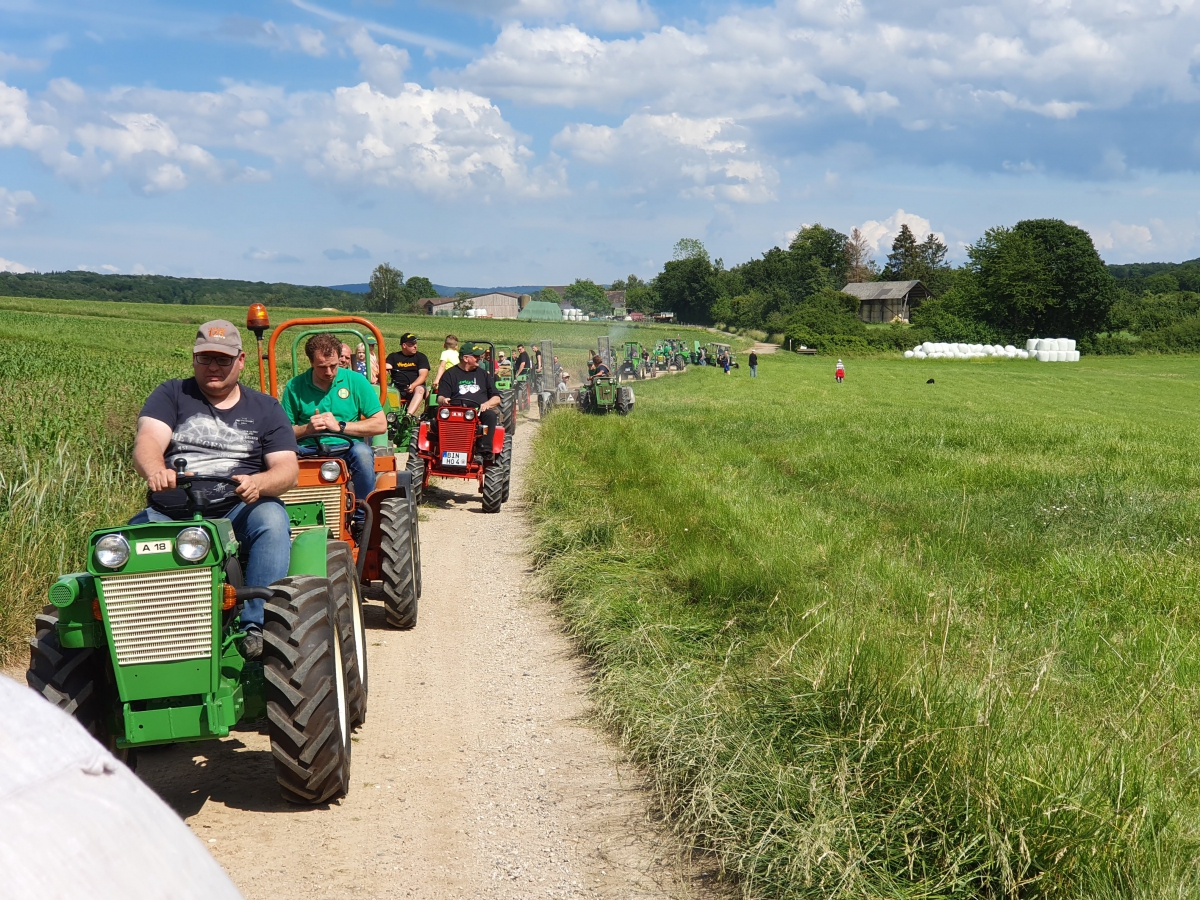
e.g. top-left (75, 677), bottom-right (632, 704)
top-left (140, 379), bottom-right (298, 481)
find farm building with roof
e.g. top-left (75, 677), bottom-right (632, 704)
top-left (841, 280), bottom-right (930, 324)
top-left (428, 291), bottom-right (524, 319)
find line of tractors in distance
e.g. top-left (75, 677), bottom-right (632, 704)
top-left (25, 306), bottom-right (724, 810)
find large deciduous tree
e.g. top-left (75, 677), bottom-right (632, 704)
top-left (366, 263), bottom-right (403, 313)
top-left (654, 252), bottom-right (718, 325)
top-left (969, 219), bottom-right (1115, 340)
top-left (564, 279), bottom-right (609, 315)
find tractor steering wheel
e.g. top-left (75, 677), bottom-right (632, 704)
top-left (147, 458), bottom-right (245, 520)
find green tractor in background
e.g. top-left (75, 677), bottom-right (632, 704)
top-left (578, 372), bottom-right (634, 415)
top-left (665, 339), bottom-right (689, 371)
top-left (618, 341), bottom-right (648, 381)
top-left (651, 341), bottom-right (671, 373)
top-left (690, 340), bottom-right (703, 365)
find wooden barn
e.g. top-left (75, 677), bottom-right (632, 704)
top-left (841, 280), bottom-right (930, 324)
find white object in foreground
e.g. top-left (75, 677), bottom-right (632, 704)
top-left (0, 674), bottom-right (244, 900)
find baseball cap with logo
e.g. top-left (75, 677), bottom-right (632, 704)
top-left (459, 343), bottom-right (481, 357)
top-left (400, 332), bottom-right (418, 344)
top-left (194, 320), bottom-right (243, 356)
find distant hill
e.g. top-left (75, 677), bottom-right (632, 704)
top-left (0, 271), bottom-right (363, 309)
top-left (329, 283), bottom-right (547, 297)
top-left (1109, 258), bottom-right (1200, 293)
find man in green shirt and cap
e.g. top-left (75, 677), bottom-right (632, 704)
top-left (280, 332), bottom-right (386, 502)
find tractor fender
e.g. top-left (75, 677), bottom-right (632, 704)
top-left (360, 471), bottom-right (414, 583)
top-left (417, 422), bottom-right (430, 452)
top-left (491, 424), bottom-right (506, 456)
top-left (287, 529), bottom-right (329, 577)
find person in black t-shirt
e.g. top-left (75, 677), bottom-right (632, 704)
top-left (514, 345), bottom-right (531, 379)
top-left (131, 320), bottom-right (300, 659)
top-left (384, 332), bottom-right (430, 418)
top-left (436, 343), bottom-right (502, 444)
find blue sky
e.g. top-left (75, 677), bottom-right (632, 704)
top-left (2, 0), bottom-right (1200, 286)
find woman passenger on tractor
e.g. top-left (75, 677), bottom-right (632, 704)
top-left (280, 332), bottom-right (387, 504)
top-left (590, 353), bottom-right (611, 379)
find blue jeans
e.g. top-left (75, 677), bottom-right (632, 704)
top-left (130, 498), bottom-right (291, 626)
top-left (299, 441), bottom-right (376, 501)
top-left (750, 365), bottom-right (758, 378)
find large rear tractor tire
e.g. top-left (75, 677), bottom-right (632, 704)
top-left (379, 496), bottom-right (418, 629)
top-left (327, 542), bottom-right (367, 730)
top-left (263, 577), bottom-right (352, 805)
top-left (411, 493), bottom-right (423, 600)
top-left (27, 607), bottom-right (130, 766)
top-left (500, 389), bottom-right (516, 436)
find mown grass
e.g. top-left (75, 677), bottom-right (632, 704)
top-left (526, 354), bottom-right (1200, 898)
top-left (0, 296), bottom-right (713, 663)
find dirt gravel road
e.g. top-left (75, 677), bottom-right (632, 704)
top-left (135, 411), bottom-right (722, 900)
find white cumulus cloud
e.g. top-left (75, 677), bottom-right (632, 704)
top-left (0, 256), bottom-right (31, 273)
top-left (553, 112), bottom-right (777, 201)
top-left (0, 187), bottom-right (36, 226)
top-left (857, 209), bottom-right (943, 254)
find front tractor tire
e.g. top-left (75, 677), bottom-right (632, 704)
top-left (263, 577), bottom-right (352, 805)
top-left (405, 431), bottom-right (426, 506)
top-left (380, 496), bottom-right (418, 629)
top-left (481, 453), bottom-right (506, 513)
top-left (27, 607), bottom-right (128, 765)
top-left (616, 386), bottom-right (634, 416)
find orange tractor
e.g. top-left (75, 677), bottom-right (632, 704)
top-left (247, 304), bottom-right (421, 632)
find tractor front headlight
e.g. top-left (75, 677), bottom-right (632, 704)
top-left (95, 534), bottom-right (130, 569)
top-left (463, 408), bottom-right (476, 421)
top-left (385, 411), bottom-right (398, 424)
top-left (319, 461), bottom-right (342, 483)
top-left (438, 408), bottom-right (450, 420)
top-left (176, 527), bottom-right (211, 562)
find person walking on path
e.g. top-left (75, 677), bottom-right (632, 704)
top-left (836, 359), bottom-right (845, 383)
top-left (749, 350), bottom-right (758, 378)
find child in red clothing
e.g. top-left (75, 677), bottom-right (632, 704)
top-left (835, 359), bottom-right (845, 383)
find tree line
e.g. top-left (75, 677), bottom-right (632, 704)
top-left (590, 220), bottom-right (1200, 354)
top-left (0, 271), bottom-right (368, 309)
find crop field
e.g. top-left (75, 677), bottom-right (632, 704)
top-left (0, 295), bottom-right (713, 664)
top-left (527, 354), bottom-right (1200, 898)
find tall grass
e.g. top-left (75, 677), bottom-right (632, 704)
top-left (526, 355), bottom-right (1200, 898)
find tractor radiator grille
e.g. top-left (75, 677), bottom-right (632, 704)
top-left (282, 484), bottom-right (343, 539)
top-left (438, 419), bottom-right (477, 454)
top-left (100, 568), bottom-right (214, 666)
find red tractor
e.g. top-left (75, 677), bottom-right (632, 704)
top-left (408, 340), bottom-right (511, 513)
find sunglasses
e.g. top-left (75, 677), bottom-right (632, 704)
top-left (194, 354), bottom-right (237, 367)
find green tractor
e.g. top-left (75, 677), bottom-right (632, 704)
top-left (29, 467), bottom-right (365, 805)
top-left (578, 372), bottom-right (634, 415)
top-left (27, 308), bottom-right (421, 805)
top-left (617, 341), bottom-right (648, 381)
top-left (666, 339), bottom-right (689, 371)
top-left (651, 341), bottom-right (671, 373)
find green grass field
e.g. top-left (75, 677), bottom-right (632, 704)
top-left (527, 354), bottom-right (1200, 898)
top-left (0, 296), bottom-right (714, 664)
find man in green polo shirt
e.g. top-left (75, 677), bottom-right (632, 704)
top-left (280, 332), bottom-right (386, 502)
